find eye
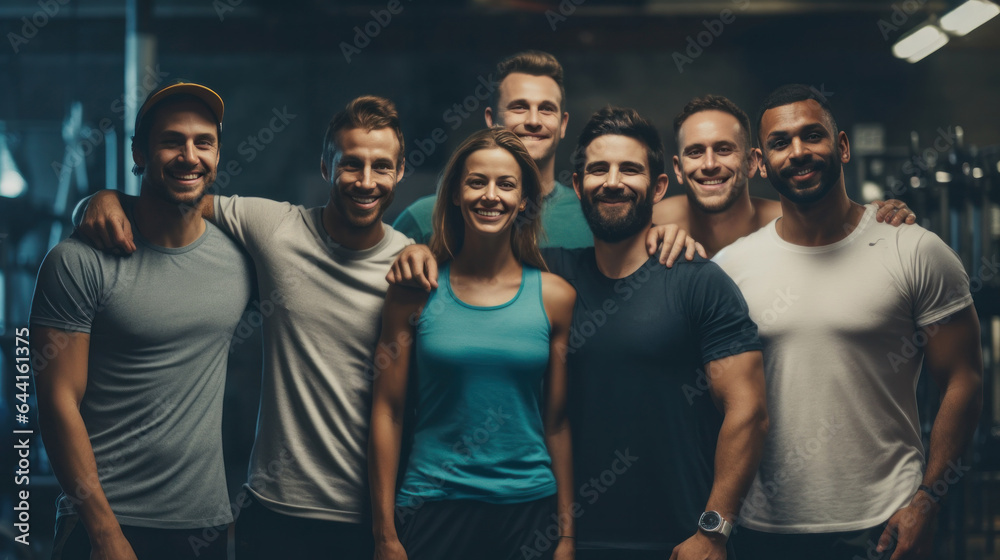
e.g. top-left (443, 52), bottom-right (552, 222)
top-left (467, 178), bottom-right (486, 188)
top-left (716, 146), bottom-right (734, 155)
top-left (770, 139), bottom-right (788, 150)
top-left (500, 181), bottom-right (517, 190)
top-left (587, 165), bottom-right (608, 176)
top-left (507, 104), bottom-right (527, 113)
top-left (685, 149), bottom-right (703, 158)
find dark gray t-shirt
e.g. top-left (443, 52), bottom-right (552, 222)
top-left (30, 215), bottom-right (253, 529)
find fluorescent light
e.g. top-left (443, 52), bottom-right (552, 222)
top-left (0, 130), bottom-right (26, 198)
top-left (935, 171), bottom-right (953, 183)
top-left (941, 0), bottom-right (1000, 36)
top-left (893, 22), bottom-right (950, 62)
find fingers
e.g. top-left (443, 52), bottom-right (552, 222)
top-left (112, 218), bottom-right (137, 254)
top-left (876, 521), bottom-right (896, 554)
top-left (695, 242), bottom-right (707, 259)
top-left (423, 258), bottom-right (439, 291)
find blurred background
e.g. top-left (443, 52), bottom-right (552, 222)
top-left (1, 0), bottom-right (999, 558)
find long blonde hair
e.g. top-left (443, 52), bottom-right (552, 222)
top-left (429, 128), bottom-right (547, 271)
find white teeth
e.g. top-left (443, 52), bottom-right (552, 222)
top-left (351, 196), bottom-right (376, 204)
top-left (172, 173), bottom-right (199, 180)
top-left (700, 179), bottom-right (725, 185)
top-left (795, 169), bottom-right (813, 176)
top-left (476, 210), bottom-right (501, 217)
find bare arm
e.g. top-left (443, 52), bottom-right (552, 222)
top-left (541, 273), bottom-right (577, 559)
top-left (880, 305), bottom-right (983, 559)
top-left (369, 286), bottom-right (425, 560)
top-left (33, 327), bottom-right (137, 560)
top-left (76, 191), bottom-right (215, 254)
top-left (672, 350), bottom-right (768, 560)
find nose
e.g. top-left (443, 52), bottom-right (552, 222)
top-left (525, 108), bottom-right (541, 129)
top-left (180, 140), bottom-right (198, 163)
top-left (789, 137), bottom-right (809, 161)
top-left (606, 165), bottom-right (624, 189)
top-left (703, 149), bottom-right (719, 171)
top-left (358, 166), bottom-right (376, 189)
top-left (482, 181), bottom-right (501, 202)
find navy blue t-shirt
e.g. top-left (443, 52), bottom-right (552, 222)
top-left (542, 248), bottom-right (762, 551)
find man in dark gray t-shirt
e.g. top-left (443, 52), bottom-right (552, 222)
top-left (31, 83), bottom-right (253, 560)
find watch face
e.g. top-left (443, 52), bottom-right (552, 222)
top-left (699, 511), bottom-right (721, 531)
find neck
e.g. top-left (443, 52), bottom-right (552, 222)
top-left (687, 188), bottom-right (757, 257)
top-left (537, 156), bottom-right (557, 197)
top-left (592, 227), bottom-right (653, 279)
top-left (453, 231), bottom-right (520, 279)
top-left (776, 184), bottom-right (863, 246)
top-left (134, 187), bottom-right (206, 248)
top-left (322, 203), bottom-right (385, 251)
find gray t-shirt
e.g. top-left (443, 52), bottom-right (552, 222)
top-left (213, 195), bottom-right (412, 522)
top-left (30, 213), bottom-right (254, 529)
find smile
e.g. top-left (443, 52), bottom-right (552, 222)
top-left (474, 209), bottom-right (504, 217)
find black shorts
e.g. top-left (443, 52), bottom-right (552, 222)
top-left (733, 522), bottom-right (896, 560)
top-left (234, 493), bottom-right (373, 559)
top-left (51, 514), bottom-right (227, 560)
top-left (398, 495), bottom-right (559, 560)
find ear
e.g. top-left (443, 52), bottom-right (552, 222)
top-left (748, 148), bottom-right (762, 179)
top-left (757, 150), bottom-right (768, 178)
top-left (558, 111), bottom-right (569, 140)
top-left (652, 173), bottom-right (669, 204)
top-left (484, 107), bottom-right (495, 128)
top-left (320, 158), bottom-right (330, 182)
top-left (672, 154), bottom-right (684, 185)
top-left (837, 131), bottom-right (850, 164)
top-left (132, 146), bottom-right (145, 169)
top-left (572, 173), bottom-right (583, 200)
top-left (519, 198), bottom-right (527, 212)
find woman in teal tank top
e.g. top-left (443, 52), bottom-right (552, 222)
top-left (370, 128), bottom-right (577, 560)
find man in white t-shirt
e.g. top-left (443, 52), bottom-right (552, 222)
top-left (713, 84), bottom-right (982, 560)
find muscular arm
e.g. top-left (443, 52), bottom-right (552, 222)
top-left (369, 286), bottom-right (425, 559)
top-left (879, 305), bottom-right (983, 559)
top-left (672, 350), bottom-right (768, 560)
top-left (75, 190), bottom-right (215, 253)
top-left (541, 274), bottom-right (576, 557)
top-left (33, 327), bottom-right (137, 560)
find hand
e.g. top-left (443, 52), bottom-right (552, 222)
top-left (386, 244), bottom-right (438, 291)
top-left (373, 537), bottom-right (409, 560)
top-left (77, 191), bottom-right (136, 254)
top-left (553, 536), bottom-right (575, 560)
top-left (89, 528), bottom-right (138, 560)
top-left (670, 531), bottom-right (726, 560)
top-left (645, 224), bottom-right (707, 267)
top-left (873, 199), bottom-right (917, 226)
top-left (877, 492), bottom-right (939, 559)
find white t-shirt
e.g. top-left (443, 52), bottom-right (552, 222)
top-left (713, 204), bottom-right (972, 533)
top-left (214, 195), bottom-right (411, 522)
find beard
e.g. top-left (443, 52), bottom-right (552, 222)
top-left (685, 172), bottom-right (748, 215)
top-left (580, 186), bottom-right (654, 243)
top-left (331, 187), bottom-right (395, 229)
top-left (766, 153), bottom-right (842, 206)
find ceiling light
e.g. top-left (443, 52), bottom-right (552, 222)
top-left (893, 21), bottom-right (950, 62)
top-left (941, 0), bottom-right (1000, 36)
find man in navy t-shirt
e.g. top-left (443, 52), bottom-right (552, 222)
top-left (539, 107), bottom-right (767, 560)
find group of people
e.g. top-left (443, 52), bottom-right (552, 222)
top-left (29, 49), bottom-right (982, 560)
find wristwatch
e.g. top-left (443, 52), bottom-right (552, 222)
top-left (698, 511), bottom-right (733, 540)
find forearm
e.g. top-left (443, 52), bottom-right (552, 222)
top-left (38, 398), bottom-right (120, 540)
top-left (921, 367), bottom-right (982, 490)
top-left (545, 418), bottom-right (574, 538)
top-left (369, 404), bottom-right (405, 542)
top-left (706, 402), bottom-right (768, 521)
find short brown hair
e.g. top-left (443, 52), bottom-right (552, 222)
top-left (673, 94), bottom-right (751, 152)
top-left (322, 95), bottom-right (405, 169)
top-left (492, 51), bottom-right (566, 112)
top-left (430, 128), bottom-right (546, 271)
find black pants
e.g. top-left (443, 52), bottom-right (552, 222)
top-left (398, 496), bottom-right (558, 560)
top-left (51, 514), bottom-right (227, 560)
top-left (234, 494), bottom-right (373, 559)
top-left (733, 523), bottom-right (895, 560)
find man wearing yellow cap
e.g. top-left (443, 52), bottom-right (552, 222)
top-left (31, 82), bottom-right (253, 560)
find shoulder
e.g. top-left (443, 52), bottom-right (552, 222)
top-left (383, 224), bottom-right (418, 249)
top-left (652, 194), bottom-right (689, 227)
top-left (541, 271), bottom-right (576, 301)
top-left (398, 194), bottom-right (437, 216)
top-left (713, 225), bottom-right (773, 267)
top-left (751, 197), bottom-right (782, 224)
top-left (39, 235), bottom-right (106, 276)
top-left (216, 194), bottom-right (301, 220)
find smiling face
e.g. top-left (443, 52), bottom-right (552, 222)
top-left (574, 134), bottom-right (668, 243)
top-left (486, 72), bottom-right (568, 167)
top-left (323, 126), bottom-right (402, 231)
top-left (758, 99), bottom-right (850, 205)
top-left (674, 110), bottom-right (755, 214)
top-left (136, 98), bottom-right (220, 206)
top-left (453, 147), bottom-right (525, 239)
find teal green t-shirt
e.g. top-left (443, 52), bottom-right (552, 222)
top-left (392, 181), bottom-right (593, 249)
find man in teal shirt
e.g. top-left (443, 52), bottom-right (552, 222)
top-left (393, 50), bottom-right (593, 248)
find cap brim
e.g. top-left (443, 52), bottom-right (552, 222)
top-left (137, 83), bottom-right (224, 126)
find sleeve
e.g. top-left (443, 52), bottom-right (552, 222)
top-left (212, 195), bottom-right (292, 255)
top-left (904, 230), bottom-right (973, 328)
top-left (539, 247), bottom-right (576, 282)
top-left (687, 260), bottom-right (763, 364)
top-left (391, 200), bottom-right (434, 244)
top-left (29, 240), bottom-right (104, 334)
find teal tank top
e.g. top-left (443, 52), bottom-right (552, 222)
top-left (396, 263), bottom-right (557, 506)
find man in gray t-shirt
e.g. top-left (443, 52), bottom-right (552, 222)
top-left (32, 83), bottom-right (253, 560)
top-left (78, 95), bottom-right (412, 559)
